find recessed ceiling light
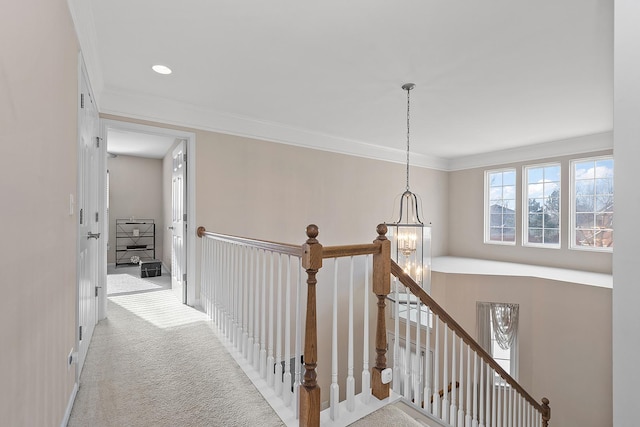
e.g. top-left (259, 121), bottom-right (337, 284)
top-left (152, 65), bottom-right (172, 75)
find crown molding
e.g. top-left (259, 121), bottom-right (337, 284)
top-left (447, 131), bottom-right (613, 171)
top-left (99, 87), bottom-right (451, 170)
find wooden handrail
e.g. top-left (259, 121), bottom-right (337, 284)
top-left (196, 226), bottom-right (303, 256)
top-left (390, 260), bottom-right (549, 417)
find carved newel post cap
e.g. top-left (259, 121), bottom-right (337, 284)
top-left (306, 224), bottom-right (319, 241)
top-left (542, 397), bottom-right (550, 405)
top-left (196, 226), bottom-right (206, 237)
top-left (376, 223), bottom-right (388, 240)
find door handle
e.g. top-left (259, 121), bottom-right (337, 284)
top-left (87, 232), bottom-right (101, 239)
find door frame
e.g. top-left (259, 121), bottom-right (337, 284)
top-left (100, 119), bottom-right (197, 306)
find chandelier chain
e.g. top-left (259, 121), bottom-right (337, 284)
top-left (406, 86), bottom-right (411, 191)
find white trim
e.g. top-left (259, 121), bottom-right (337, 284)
top-left (99, 88), bottom-right (450, 170)
top-left (60, 382), bottom-right (78, 427)
top-left (101, 119), bottom-right (198, 306)
top-left (448, 131), bottom-right (613, 171)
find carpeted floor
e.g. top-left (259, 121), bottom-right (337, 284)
top-left (68, 271), bottom-right (425, 427)
top-left (68, 277), bottom-right (284, 427)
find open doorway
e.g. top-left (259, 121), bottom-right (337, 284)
top-left (101, 119), bottom-right (196, 308)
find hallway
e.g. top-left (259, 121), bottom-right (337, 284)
top-left (68, 267), bottom-right (283, 426)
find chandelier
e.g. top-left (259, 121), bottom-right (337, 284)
top-left (386, 83), bottom-right (431, 290)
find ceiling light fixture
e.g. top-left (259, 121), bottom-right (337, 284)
top-left (152, 64), bottom-right (172, 75)
top-left (386, 83), bottom-right (431, 291)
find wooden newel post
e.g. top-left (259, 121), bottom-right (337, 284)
top-left (300, 224), bottom-right (323, 427)
top-left (541, 397), bottom-right (551, 427)
top-left (371, 224), bottom-right (391, 400)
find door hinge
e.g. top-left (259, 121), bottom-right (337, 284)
top-left (79, 208), bottom-right (84, 225)
top-left (95, 212), bottom-right (99, 223)
top-left (183, 153), bottom-right (187, 162)
top-left (96, 136), bottom-right (101, 148)
top-left (79, 326), bottom-right (83, 341)
top-left (80, 93), bottom-right (84, 109)
top-left (183, 213), bottom-right (187, 221)
top-left (95, 286), bottom-right (99, 297)
top-left (183, 273), bottom-right (187, 283)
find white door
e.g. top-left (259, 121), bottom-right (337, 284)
top-left (77, 62), bottom-right (100, 375)
top-left (171, 140), bottom-right (187, 303)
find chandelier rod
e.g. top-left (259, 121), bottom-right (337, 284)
top-left (402, 83), bottom-right (415, 192)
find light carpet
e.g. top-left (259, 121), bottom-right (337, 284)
top-left (68, 275), bottom-right (423, 426)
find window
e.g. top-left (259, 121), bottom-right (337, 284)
top-left (477, 302), bottom-right (519, 382)
top-left (485, 169), bottom-right (516, 244)
top-left (571, 157), bottom-right (614, 250)
top-left (524, 164), bottom-right (560, 247)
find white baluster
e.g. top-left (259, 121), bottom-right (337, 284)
top-left (451, 330), bottom-right (457, 426)
top-left (472, 351), bottom-right (478, 427)
top-left (424, 306), bottom-right (431, 414)
top-left (330, 259), bottom-right (339, 420)
top-left (259, 250), bottom-right (267, 379)
top-left (497, 378), bottom-right (502, 427)
top-left (491, 368), bottom-right (496, 427)
top-left (253, 248), bottom-right (261, 370)
top-left (466, 344), bottom-right (472, 427)
top-left (442, 326), bottom-right (449, 424)
top-left (346, 257), bottom-right (356, 412)
top-left (477, 353), bottom-right (483, 427)
top-left (294, 259), bottom-right (303, 416)
top-left (275, 254), bottom-right (283, 396)
top-left (432, 314), bottom-right (440, 418)
top-left (246, 248), bottom-right (256, 364)
top-left (283, 255), bottom-right (292, 406)
top-left (415, 298), bottom-right (422, 409)
top-left (267, 252), bottom-right (275, 387)
top-left (243, 247), bottom-right (249, 359)
top-left (393, 278), bottom-right (401, 395)
top-left (361, 255), bottom-right (371, 405)
top-left (225, 244), bottom-right (231, 339)
top-left (458, 337), bottom-right (465, 427)
top-left (404, 287), bottom-right (411, 400)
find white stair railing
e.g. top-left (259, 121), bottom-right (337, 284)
top-left (389, 260), bottom-right (551, 427)
top-left (197, 226), bottom-right (395, 427)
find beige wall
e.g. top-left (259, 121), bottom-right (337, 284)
top-left (0, 0), bottom-right (79, 425)
top-left (107, 155), bottom-right (164, 264)
top-left (448, 150), bottom-right (613, 274)
top-left (431, 272), bottom-right (612, 427)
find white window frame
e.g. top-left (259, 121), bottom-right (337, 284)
top-left (569, 155), bottom-right (614, 252)
top-left (522, 163), bottom-right (561, 249)
top-left (484, 168), bottom-right (517, 245)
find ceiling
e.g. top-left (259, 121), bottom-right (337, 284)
top-left (70, 0), bottom-right (613, 169)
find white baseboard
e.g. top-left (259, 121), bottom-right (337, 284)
top-left (60, 382), bottom-right (78, 427)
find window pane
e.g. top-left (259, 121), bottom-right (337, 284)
top-left (503, 170), bottom-right (516, 186)
top-left (596, 196), bottom-right (613, 212)
top-left (596, 213), bottom-right (613, 228)
top-left (490, 172), bottom-right (503, 187)
top-left (490, 213), bottom-right (504, 227)
top-left (575, 162), bottom-right (595, 179)
top-left (576, 213), bottom-right (594, 229)
top-left (575, 180), bottom-right (594, 196)
top-left (527, 168), bottom-right (543, 184)
top-left (545, 165), bottom-right (561, 181)
top-left (544, 182), bottom-right (559, 198)
top-left (544, 228), bottom-right (559, 244)
top-left (490, 227), bottom-right (503, 240)
top-left (503, 213), bottom-right (515, 227)
top-left (595, 159), bottom-right (614, 177)
top-left (528, 183), bottom-right (543, 199)
top-left (528, 228), bottom-right (543, 243)
top-left (576, 196), bottom-right (593, 212)
top-left (596, 178), bottom-right (613, 195)
top-left (503, 228), bottom-right (516, 242)
top-left (528, 213), bottom-right (543, 228)
top-left (544, 212), bottom-right (559, 228)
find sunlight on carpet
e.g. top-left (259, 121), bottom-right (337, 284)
top-left (107, 273), bottom-right (162, 295)
top-left (110, 290), bottom-right (208, 329)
